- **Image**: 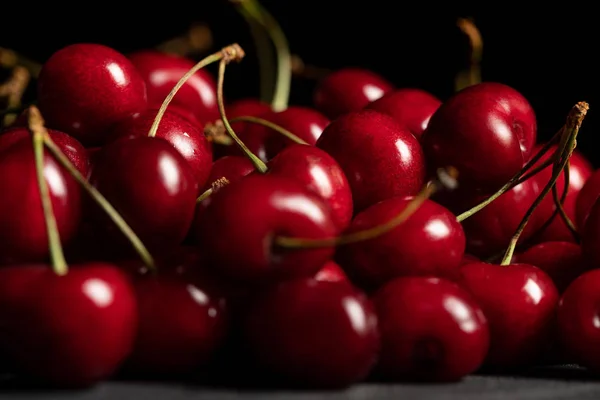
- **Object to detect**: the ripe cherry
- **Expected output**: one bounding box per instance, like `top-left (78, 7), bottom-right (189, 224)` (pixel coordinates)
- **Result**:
top-left (316, 110), bottom-right (425, 212)
top-left (243, 279), bottom-right (379, 388)
top-left (0, 139), bottom-right (81, 265)
top-left (203, 155), bottom-right (254, 191)
top-left (314, 260), bottom-right (349, 283)
top-left (109, 107), bottom-right (213, 191)
top-left (421, 82), bottom-right (537, 192)
top-left (372, 276), bottom-right (489, 381)
top-left (365, 88), bottom-right (442, 140)
top-left (337, 196), bottom-right (465, 290)
top-left (456, 262), bottom-right (559, 368)
top-left (576, 168), bottom-right (600, 230)
top-left (0, 263), bottom-right (137, 387)
top-left (128, 50), bottom-right (218, 123)
top-left (37, 43), bottom-right (147, 146)
top-left (267, 144), bottom-right (353, 231)
top-left (195, 174), bottom-right (337, 285)
top-left (313, 68), bottom-right (394, 119)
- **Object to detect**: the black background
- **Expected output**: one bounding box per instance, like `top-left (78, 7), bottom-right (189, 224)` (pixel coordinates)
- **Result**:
top-left (1, 2), bottom-right (598, 164)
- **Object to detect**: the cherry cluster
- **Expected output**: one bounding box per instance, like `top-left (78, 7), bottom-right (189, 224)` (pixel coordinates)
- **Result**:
top-left (0, 4), bottom-right (599, 391)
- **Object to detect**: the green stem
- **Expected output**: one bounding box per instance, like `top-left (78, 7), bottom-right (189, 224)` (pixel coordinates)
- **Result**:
top-left (196, 177), bottom-right (230, 203)
top-left (552, 161), bottom-right (578, 239)
top-left (455, 17), bottom-right (482, 92)
top-left (229, 115), bottom-right (308, 144)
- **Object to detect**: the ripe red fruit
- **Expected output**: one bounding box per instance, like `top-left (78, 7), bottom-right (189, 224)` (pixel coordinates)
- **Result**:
top-left (576, 169), bottom-right (600, 230)
top-left (314, 261), bottom-right (349, 283)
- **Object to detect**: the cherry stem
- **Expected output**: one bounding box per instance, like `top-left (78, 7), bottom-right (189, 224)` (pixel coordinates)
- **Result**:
top-left (500, 101), bottom-right (589, 265)
top-left (204, 120), bottom-right (234, 146)
top-left (0, 47), bottom-right (41, 78)
top-left (455, 17), bottom-right (483, 92)
top-left (231, 0), bottom-right (291, 111)
top-left (229, 115), bottom-right (308, 145)
top-left (27, 109), bottom-right (68, 276)
top-left (275, 167), bottom-right (459, 249)
top-left (148, 44), bottom-right (244, 138)
top-left (0, 66), bottom-right (30, 127)
top-left (291, 54), bottom-right (332, 80)
top-left (196, 177), bottom-right (230, 203)
top-left (216, 48), bottom-right (269, 174)
top-left (156, 23), bottom-right (214, 57)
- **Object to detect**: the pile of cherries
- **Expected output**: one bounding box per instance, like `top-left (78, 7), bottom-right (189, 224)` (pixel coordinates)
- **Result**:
top-left (1, 21), bottom-right (600, 391)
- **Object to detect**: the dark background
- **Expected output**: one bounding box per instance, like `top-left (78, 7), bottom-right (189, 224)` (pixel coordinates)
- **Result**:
top-left (1, 2), bottom-right (598, 164)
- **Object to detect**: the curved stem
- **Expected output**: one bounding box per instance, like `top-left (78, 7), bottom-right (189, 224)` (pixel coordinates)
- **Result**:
top-left (553, 161), bottom-right (578, 239)
top-left (148, 44), bottom-right (244, 138)
top-left (0, 47), bottom-right (41, 78)
top-left (196, 177), bottom-right (230, 203)
top-left (455, 17), bottom-right (483, 92)
top-left (229, 116), bottom-right (308, 144)
top-left (216, 54), bottom-right (269, 173)
top-left (28, 111), bottom-right (68, 276)
top-left (275, 167), bottom-right (459, 249)
top-left (500, 102), bottom-right (589, 265)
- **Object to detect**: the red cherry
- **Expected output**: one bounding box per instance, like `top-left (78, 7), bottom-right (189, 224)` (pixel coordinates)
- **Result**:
top-left (88, 137), bottom-right (198, 253)
top-left (264, 106), bottom-right (330, 159)
top-left (0, 126), bottom-right (89, 177)
top-left (460, 254), bottom-right (480, 265)
top-left (202, 155), bottom-right (255, 192)
top-left (372, 276), bottom-right (489, 381)
top-left (515, 241), bottom-right (589, 293)
top-left (365, 88), bottom-right (441, 140)
top-left (576, 169), bottom-right (600, 230)
top-left (160, 103), bottom-right (204, 129)
top-left (313, 68), bottom-right (394, 119)
top-left (314, 260), bottom-right (349, 283)
top-left (37, 43), bottom-right (147, 146)
top-left (195, 174), bottom-right (337, 284)
top-left (0, 139), bottom-right (81, 265)
top-left (316, 110), bottom-right (425, 212)
top-left (125, 274), bottom-right (229, 376)
top-left (267, 144), bottom-right (353, 231)
top-left (243, 279), bottom-right (379, 388)
top-left (109, 107), bottom-right (213, 191)
top-left (128, 50), bottom-right (218, 123)
top-left (224, 98), bottom-right (272, 138)
top-left (456, 262), bottom-right (559, 368)
top-left (580, 198), bottom-right (600, 268)
top-left (0, 263), bottom-right (137, 387)
top-left (421, 82), bottom-right (537, 192)
top-left (557, 269), bottom-right (600, 372)
top-left (337, 196), bottom-right (465, 289)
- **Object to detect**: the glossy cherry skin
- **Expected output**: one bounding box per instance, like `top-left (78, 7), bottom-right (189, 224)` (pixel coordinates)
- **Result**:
top-left (109, 107), bottom-right (213, 191)
top-left (576, 169), bottom-right (600, 230)
top-left (195, 174), bottom-right (337, 285)
top-left (557, 269), bottom-right (600, 371)
top-left (89, 137), bottom-right (198, 253)
top-left (337, 196), bottom-right (465, 290)
top-left (365, 88), bottom-right (442, 140)
top-left (529, 144), bottom-right (592, 243)
top-left (128, 50), bottom-right (219, 123)
top-left (0, 140), bottom-right (81, 265)
top-left (456, 262), bottom-right (559, 368)
top-left (373, 276), bottom-right (489, 381)
top-left (243, 279), bottom-right (379, 388)
top-left (0, 263), bottom-right (137, 387)
top-left (0, 126), bottom-right (89, 177)
top-left (316, 110), bottom-right (425, 212)
top-left (202, 155), bottom-right (255, 192)
top-left (267, 144), bottom-right (353, 231)
top-left (422, 82), bottom-right (537, 192)
top-left (314, 260), bottom-right (349, 283)
top-left (314, 68), bottom-right (394, 119)
top-left (125, 274), bottom-right (229, 376)
top-left (37, 43), bottom-right (147, 146)
top-left (515, 241), bottom-right (589, 293)
top-left (264, 106), bottom-right (330, 159)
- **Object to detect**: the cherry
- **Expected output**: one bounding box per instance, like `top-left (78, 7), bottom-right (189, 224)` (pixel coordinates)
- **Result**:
top-left (314, 260), bottom-right (349, 283)
top-left (515, 241), bottom-right (589, 293)
top-left (313, 68), bottom-right (394, 119)
top-left (0, 126), bottom-right (89, 177)
top-left (220, 108), bottom-right (275, 162)
top-left (0, 263), bottom-right (137, 387)
top-left (224, 98), bottom-right (272, 137)
top-left (316, 110), bottom-right (425, 212)
top-left (460, 254), bottom-right (480, 265)
top-left (576, 168), bottom-right (600, 230)
top-left (195, 174), bottom-right (337, 284)
top-left (557, 269), bottom-right (600, 372)
top-left (160, 103), bottom-right (204, 129)
top-left (0, 139), bottom-right (81, 265)
top-left (88, 136), bottom-right (198, 254)
top-left (243, 279), bottom-right (379, 388)
top-left (202, 155), bottom-right (255, 192)
top-left (337, 196), bottom-right (465, 289)
top-left (365, 88), bottom-right (442, 140)
top-left (580, 198), bottom-right (600, 268)
top-left (109, 107), bottom-right (213, 191)
top-left (456, 262), bottom-right (559, 368)
top-left (128, 50), bottom-right (219, 123)
top-left (267, 144), bottom-right (353, 231)
top-left (125, 274), bottom-right (229, 376)
top-left (421, 82), bottom-right (537, 192)
top-left (37, 43), bottom-right (147, 146)
top-left (372, 276), bottom-right (489, 382)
